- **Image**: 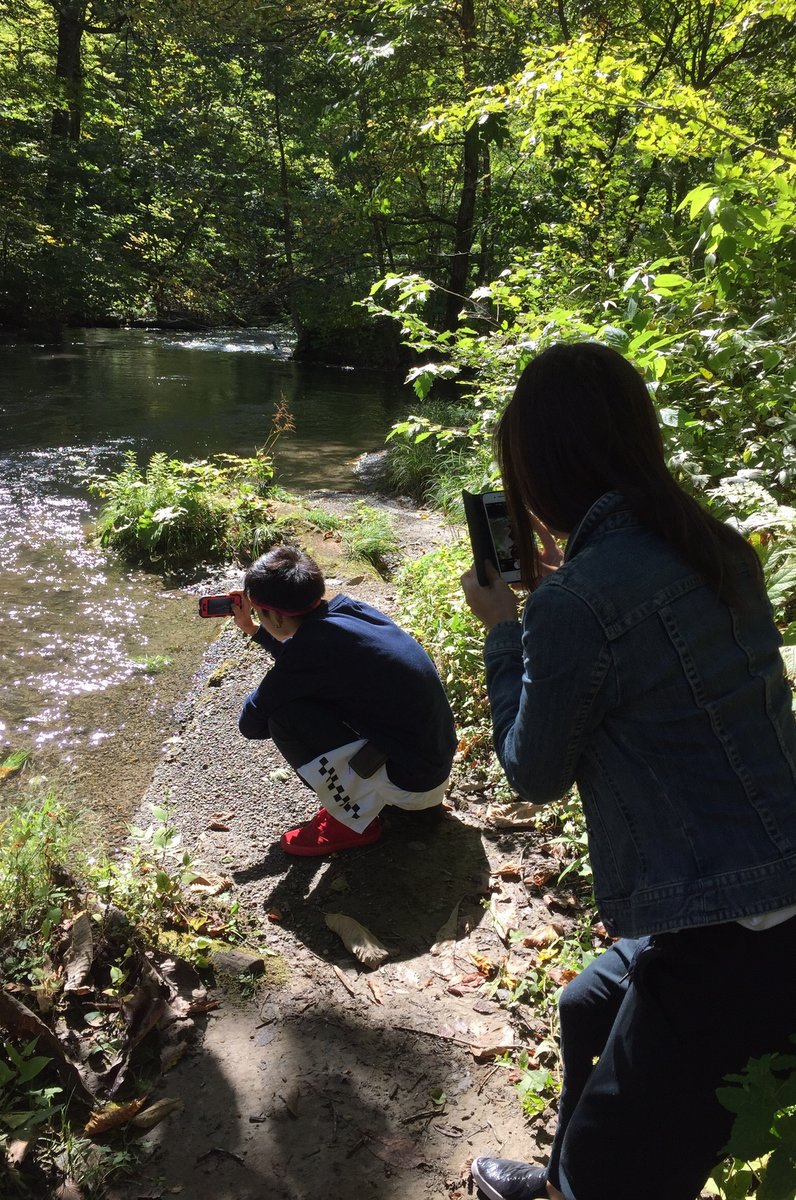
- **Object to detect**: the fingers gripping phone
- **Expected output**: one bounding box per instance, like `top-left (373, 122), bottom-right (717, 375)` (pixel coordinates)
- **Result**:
top-left (198, 593), bottom-right (240, 618)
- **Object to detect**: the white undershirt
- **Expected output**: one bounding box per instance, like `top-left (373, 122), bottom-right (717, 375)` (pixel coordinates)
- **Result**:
top-left (736, 903), bottom-right (796, 931)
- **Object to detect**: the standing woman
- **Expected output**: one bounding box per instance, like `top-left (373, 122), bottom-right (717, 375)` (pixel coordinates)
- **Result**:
top-left (461, 342), bottom-right (796, 1200)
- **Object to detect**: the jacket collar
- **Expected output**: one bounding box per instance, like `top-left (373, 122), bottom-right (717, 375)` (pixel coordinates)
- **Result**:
top-left (564, 491), bottom-right (636, 561)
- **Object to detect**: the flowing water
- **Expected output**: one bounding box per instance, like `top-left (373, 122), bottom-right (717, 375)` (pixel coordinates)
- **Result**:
top-left (0, 328), bottom-right (407, 834)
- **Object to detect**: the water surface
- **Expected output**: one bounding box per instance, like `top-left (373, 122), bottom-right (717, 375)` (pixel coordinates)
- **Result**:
top-left (0, 328), bottom-right (407, 829)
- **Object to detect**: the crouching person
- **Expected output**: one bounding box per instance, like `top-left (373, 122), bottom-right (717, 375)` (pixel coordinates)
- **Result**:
top-left (233, 545), bottom-right (457, 856)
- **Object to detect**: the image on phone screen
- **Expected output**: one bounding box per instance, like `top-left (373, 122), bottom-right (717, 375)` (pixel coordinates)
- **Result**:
top-left (483, 494), bottom-right (521, 582)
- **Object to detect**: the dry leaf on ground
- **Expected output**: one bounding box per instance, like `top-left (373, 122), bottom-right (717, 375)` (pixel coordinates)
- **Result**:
top-left (469, 952), bottom-right (498, 977)
top-left (130, 1097), bottom-right (182, 1130)
top-left (467, 1024), bottom-right (516, 1061)
top-left (365, 976), bottom-right (384, 1004)
top-left (332, 964), bottom-right (357, 996)
top-left (325, 912), bottom-right (390, 967)
top-left (63, 913), bottom-right (94, 992)
top-left (486, 801), bottom-right (545, 828)
top-left (524, 923), bottom-right (564, 948)
top-left (84, 1098), bottom-right (147, 1136)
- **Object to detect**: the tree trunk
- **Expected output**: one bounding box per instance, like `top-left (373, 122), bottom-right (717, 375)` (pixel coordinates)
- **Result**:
top-left (443, 0), bottom-right (478, 331)
top-left (272, 78), bottom-right (302, 335)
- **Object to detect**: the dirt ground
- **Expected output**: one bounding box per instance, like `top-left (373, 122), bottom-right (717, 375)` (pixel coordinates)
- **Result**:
top-left (104, 498), bottom-right (585, 1200)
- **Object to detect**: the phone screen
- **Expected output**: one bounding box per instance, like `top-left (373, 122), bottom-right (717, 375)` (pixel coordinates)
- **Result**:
top-left (483, 494), bottom-right (521, 582)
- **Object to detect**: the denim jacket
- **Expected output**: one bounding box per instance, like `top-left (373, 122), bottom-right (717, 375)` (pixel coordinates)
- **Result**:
top-left (484, 492), bottom-right (796, 938)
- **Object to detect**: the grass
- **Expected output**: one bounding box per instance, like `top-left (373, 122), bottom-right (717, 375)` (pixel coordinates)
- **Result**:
top-left (341, 502), bottom-right (399, 576)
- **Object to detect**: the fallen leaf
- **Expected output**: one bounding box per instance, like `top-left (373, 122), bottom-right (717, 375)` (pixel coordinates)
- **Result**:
top-left (494, 863), bottom-right (522, 880)
top-left (365, 976), bottom-right (384, 1005)
top-left (486, 801), bottom-right (545, 828)
top-left (129, 1097), bottom-right (182, 1130)
top-left (85, 1098), bottom-right (147, 1136)
top-left (523, 924), bottom-right (562, 949)
top-left (332, 964), bottom-right (357, 997)
top-left (469, 952), bottom-right (497, 977)
top-left (63, 913), bottom-right (94, 992)
top-left (542, 891), bottom-right (578, 911)
top-left (53, 1180), bottom-right (83, 1200)
top-left (547, 967), bottom-right (578, 987)
top-left (325, 912), bottom-right (390, 968)
top-left (186, 998), bottom-right (221, 1016)
top-left (430, 902), bottom-right (460, 960)
top-left (7, 1135), bottom-right (35, 1165)
top-left (529, 866), bottom-right (557, 888)
top-left (467, 1024), bottom-right (516, 1061)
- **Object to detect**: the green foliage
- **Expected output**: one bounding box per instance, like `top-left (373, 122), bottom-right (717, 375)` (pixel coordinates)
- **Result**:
top-left (131, 653), bottom-right (172, 675)
top-left (709, 1040), bottom-right (796, 1200)
top-left (90, 449), bottom-right (276, 570)
top-left (88, 803), bottom-right (199, 934)
top-left (0, 1039), bottom-right (62, 1144)
top-left (497, 1049), bottom-right (556, 1119)
top-left (0, 795), bottom-right (72, 965)
top-left (395, 541), bottom-right (492, 761)
top-left (340, 502), bottom-right (399, 576)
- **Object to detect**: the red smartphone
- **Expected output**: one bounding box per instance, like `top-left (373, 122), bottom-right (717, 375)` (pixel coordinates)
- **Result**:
top-left (198, 594), bottom-right (238, 618)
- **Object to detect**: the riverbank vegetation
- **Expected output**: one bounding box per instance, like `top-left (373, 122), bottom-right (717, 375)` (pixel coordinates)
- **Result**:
top-left (90, 449), bottom-right (400, 576)
top-left (0, 786), bottom-right (270, 1197)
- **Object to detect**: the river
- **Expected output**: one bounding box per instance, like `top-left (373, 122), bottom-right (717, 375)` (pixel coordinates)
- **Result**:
top-left (0, 327), bottom-right (408, 836)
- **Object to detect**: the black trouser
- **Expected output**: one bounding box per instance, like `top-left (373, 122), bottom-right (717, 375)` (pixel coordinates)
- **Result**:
top-left (268, 700), bottom-right (359, 781)
top-left (548, 916), bottom-right (796, 1200)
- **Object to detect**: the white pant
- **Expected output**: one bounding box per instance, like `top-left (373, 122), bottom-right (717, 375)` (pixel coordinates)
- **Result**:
top-left (299, 738), bottom-right (448, 831)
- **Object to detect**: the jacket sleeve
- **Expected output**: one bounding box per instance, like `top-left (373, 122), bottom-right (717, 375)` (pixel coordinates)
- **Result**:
top-left (484, 583), bottom-right (615, 803)
top-left (238, 680), bottom-right (274, 739)
top-left (238, 629), bottom-right (284, 738)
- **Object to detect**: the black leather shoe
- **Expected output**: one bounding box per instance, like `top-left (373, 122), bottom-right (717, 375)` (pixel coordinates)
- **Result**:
top-left (471, 1156), bottom-right (549, 1200)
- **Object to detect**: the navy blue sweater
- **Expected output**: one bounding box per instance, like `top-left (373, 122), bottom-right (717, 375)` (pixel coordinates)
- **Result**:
top-left (238, 594), bottom-right (457, 792)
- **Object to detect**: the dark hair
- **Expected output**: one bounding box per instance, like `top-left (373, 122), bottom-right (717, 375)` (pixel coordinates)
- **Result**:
top-left (244, 545), bottom-right (325, 612)
top-left (495, 341), bottom-right (762, 598)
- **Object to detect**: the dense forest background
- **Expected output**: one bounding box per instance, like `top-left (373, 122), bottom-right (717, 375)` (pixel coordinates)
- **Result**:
top-left (1, 0), bottom-right (795, 557)
top-left (1, 0), bottom-right (795, 371)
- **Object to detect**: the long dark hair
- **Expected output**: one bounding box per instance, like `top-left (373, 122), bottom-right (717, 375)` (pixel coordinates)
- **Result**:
top-left (495, 342), bottom-right (762, 597)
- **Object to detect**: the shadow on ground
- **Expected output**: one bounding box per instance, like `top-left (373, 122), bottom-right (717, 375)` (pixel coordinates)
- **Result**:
top-left (233, 812), bottom-right (491, 964)
top-left (108, 992), bottom-right (503, 1200)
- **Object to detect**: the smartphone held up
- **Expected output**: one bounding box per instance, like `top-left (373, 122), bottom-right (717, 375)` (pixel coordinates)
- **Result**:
top-left (198, 593), bottom-right (239, 618)
top-left (462, 490), bottom-right (521, 585)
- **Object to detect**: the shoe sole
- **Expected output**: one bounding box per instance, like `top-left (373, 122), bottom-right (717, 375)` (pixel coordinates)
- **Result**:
top-left (471, 1162), bottom-right (505, 1200)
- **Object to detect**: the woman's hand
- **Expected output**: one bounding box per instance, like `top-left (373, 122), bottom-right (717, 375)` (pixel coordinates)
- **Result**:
top-left (230, 590), bottom-right (259, 637)
top-left (461, 560), bottom-right (519, 629)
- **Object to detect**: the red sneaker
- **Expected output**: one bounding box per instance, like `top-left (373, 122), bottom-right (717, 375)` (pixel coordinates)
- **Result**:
top-left (281, 808), bottom-right (383, 856)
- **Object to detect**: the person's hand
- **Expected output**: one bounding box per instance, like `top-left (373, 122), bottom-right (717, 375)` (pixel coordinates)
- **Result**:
top-left (531, 514), bottom-right (564, 586)
top-left (230, 590), bottom-right (258, 637)
top-left (461, 560), bottom-right (519, 629)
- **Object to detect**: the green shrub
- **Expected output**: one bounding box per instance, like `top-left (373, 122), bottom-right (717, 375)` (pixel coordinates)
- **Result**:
top-left (395, 541), bottom-right (492, 762)
top-left (709, 1040), bottom-right (796, 1200)
top-left (0, 794), bottom-right (73, 963)
top-left (90, 450), bottom-right (277, 570)
top-left (342, 502), bottom-right (400, 576)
